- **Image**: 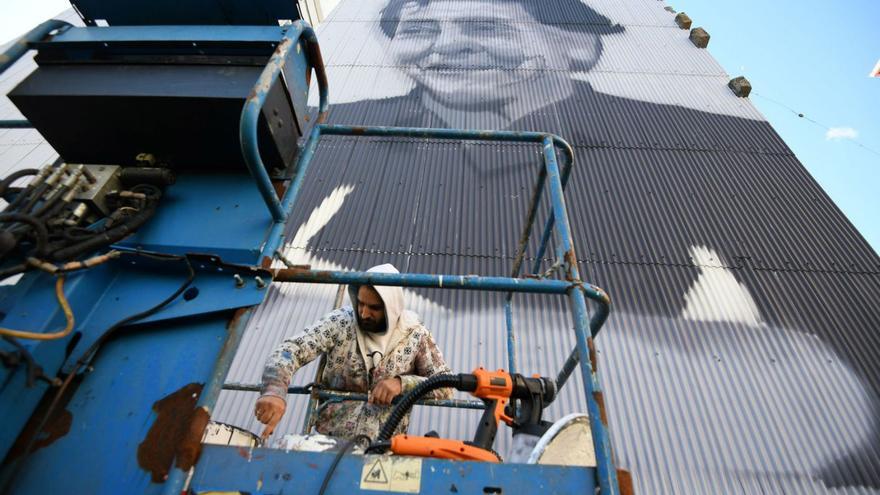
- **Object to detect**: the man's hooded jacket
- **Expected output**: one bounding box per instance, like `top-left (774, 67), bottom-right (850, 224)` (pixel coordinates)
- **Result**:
top-left (261, 263), bottom-right (452, 439)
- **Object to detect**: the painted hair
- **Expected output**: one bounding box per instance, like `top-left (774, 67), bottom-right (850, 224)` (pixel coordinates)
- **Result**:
top-left (378, 0), bottom-right (625, 39)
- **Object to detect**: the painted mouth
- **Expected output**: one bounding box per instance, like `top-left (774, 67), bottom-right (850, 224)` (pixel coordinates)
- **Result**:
top-left (419, 64), bottom-right (499, 71)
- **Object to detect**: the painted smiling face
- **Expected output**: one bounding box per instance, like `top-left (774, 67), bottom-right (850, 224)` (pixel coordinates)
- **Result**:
top-left (385, 0), bottom-right (601, 109)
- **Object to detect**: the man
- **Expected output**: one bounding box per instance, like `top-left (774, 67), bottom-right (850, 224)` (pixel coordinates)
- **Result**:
top-left (254, 263), bottom-right (452, 440)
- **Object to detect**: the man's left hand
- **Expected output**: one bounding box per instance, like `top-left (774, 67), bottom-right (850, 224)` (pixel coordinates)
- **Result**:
top-left (369, 377), bottom-right (402, 405)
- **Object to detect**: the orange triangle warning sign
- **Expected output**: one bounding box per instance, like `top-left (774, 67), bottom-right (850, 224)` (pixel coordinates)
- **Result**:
top-left (363, 458), bottom-right (389, 484)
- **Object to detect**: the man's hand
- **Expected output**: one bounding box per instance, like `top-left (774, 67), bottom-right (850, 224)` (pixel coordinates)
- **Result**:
top-left (369, 377), bottom-right (402, 406)
top-left (254, 395), bottom-right (286, 441)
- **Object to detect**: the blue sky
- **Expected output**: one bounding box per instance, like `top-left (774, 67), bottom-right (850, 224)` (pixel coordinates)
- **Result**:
top-left (673, 0), bottom-right (879, 254)
top-left (2, 0), bottom-right (878, 253)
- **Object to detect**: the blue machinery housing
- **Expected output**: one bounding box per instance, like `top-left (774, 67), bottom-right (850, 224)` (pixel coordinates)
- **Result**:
top-left (0, 14), bottom-right (620, 495)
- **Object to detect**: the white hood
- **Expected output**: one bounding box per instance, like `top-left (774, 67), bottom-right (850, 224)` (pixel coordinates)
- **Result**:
top-left (348, 263), bottom-right (420, 370)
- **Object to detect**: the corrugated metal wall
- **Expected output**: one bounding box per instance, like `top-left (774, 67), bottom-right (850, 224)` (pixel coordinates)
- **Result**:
top-left (213, 1), bottom-right (880, 492)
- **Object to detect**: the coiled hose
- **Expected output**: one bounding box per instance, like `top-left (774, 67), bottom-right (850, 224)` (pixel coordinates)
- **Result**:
top-left (375, 373), bottom-right (463, 443)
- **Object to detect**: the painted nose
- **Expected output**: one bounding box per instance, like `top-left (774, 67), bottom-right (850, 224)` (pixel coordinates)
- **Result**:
top-left (433, 30), bottom-right (474, 58)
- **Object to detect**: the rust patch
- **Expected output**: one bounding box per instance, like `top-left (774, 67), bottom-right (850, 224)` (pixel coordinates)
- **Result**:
top-left (34, 409), bottom-right (71, 451)
top-left (593, 391), bottom-right (608, 425)
top-left (237, 446), bottom-right (250, 459)
top-left (7, 410), bottom-right (72, 460)
top-left (587, 337), bottom-right (598, 373)
top-left (175, 406), bottom-right (210, 471)
top-left (617, 469), bottom-right (634, 495)
top-left (271, 267), bottom-right (331, 282)
top-left (564, 249), bottom-right (578, 271)
top-left (137, 382), bottom-right (204, 483)
top-left (350, 127), bottom-right (367, 135)
top-left (227, 307), bottom-right (250, 331)
top-left (271, 179), bottom-right (288, 203)
top-left (6, 378), bottom-right (77, 461)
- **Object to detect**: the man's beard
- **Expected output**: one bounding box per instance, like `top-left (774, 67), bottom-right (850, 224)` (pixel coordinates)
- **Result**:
top-left (357, 313), bottom-right (388, 334)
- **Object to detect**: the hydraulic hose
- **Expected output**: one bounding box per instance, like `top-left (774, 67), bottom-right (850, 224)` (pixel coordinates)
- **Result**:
top-left (31, 183), bottom-right (70, 218)
top-left (0, 276), bottom-right (74, 340)
top-left (0, 169), bottom-right (38, 198)
top-left (376, 374), bottom-right (464, 443)
top-left (20, 182), bottom-right (51, 215)
top-left (51, 199), bottom-right (159, 261)
top-left (0, 212), bottom-right (49, 256)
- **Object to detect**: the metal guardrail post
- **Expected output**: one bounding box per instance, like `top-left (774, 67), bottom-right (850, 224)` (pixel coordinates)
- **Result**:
top-left (242, 122), bottom-right (615, 491)
top-left (504, 299), bottom-right (517, 374)
top-left (542, 136), bottom-right (618, 495)
top-left (555, 286), bottom-right (610, 391)
top-left (239, 20), bottom-right (329, 225)
top-left (161, 307), bottom-right (257, 495)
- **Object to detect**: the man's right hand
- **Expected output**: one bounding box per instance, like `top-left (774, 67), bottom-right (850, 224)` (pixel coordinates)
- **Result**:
top-left (254, 395), bottom-right (286, 441)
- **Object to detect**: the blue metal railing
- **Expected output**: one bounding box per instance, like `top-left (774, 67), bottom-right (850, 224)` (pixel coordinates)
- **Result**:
top-left (240, 120), bottom-right (618, 494)
top-left (229, 19), bottom-right (619, 494)
top-left (238, 20), bottom-right (328, 226)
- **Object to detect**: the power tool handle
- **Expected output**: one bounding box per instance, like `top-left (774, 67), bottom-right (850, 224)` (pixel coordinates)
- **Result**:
top-left (472, 398), bottom-right (500, 450)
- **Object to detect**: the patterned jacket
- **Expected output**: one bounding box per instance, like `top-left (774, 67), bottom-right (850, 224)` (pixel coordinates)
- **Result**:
top-left (261, 267), bottom-right (452, 440)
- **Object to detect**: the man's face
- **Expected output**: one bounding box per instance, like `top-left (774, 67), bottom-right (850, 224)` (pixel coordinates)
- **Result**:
top-left (386, 0), bottom-right (599, 108)
top-left (356, 286), bottom-right (387, 333)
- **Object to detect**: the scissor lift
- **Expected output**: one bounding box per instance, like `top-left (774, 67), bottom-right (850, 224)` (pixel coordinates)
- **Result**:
top-left (0, 1), bottom-right (623, 493)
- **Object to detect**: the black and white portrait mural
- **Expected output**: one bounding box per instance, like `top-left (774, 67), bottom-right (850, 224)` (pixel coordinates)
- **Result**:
top-left (216, 1), bottom-right (880, 493)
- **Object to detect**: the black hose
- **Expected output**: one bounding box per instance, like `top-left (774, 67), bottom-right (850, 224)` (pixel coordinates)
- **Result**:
top-left (0, 263), bottom-right (27, 281)
top-left (0, 213), bottom-right (49, 256)
top-left (35, 197), bottom-right (68, 221)
top-left (5, 181), bottom-right (38, 213)
top-left (19, 182), bottom-right (51, 215)
top-left (72, 252), bottom-right (194, 366)
top-left (30, 184), bottom-right (70, 218)
top-left (376, 374), bottom-right (463, 443)
top-left (0, 169), bottom-right (38, 198)
top-left (51, 201), bottom-right (158, 261)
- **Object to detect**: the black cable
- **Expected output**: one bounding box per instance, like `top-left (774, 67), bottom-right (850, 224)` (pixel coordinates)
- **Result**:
top-left (0, 213), bottom-right (49, 256)
top-left (4, 175), bottom-right (45, 213)
top-left (318, 434), bottom-right (371, 495)
top-left (0, 169), bottom-right (38, 198)
top-left (10, 252), bottom-right (195, 477)
top-left (375, 374), bottom-right (463, 443)
top-left (51, 198), bottom-right (159, 261)
top-left (73, 252), bottom-right (193, 366)
top-left (0, 263), bottom-right (27, 281)
top-left (19, 183), bottom-right (51, 216)
top-left (30, 183), bottom-right (70, 218)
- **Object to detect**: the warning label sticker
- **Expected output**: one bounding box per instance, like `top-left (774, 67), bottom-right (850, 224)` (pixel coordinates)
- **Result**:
top-left (360, 455), bottom-right (422, 493)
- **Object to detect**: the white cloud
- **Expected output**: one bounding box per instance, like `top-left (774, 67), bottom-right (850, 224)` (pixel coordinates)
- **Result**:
top-left (825, 127), bottom-right (859, 140)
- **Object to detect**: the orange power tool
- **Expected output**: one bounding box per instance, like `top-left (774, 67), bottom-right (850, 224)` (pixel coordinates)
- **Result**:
top-left (371, 367), bottom-right (557, 462)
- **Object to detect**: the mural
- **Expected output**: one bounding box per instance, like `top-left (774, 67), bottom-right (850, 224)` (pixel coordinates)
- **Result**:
top-left (217, 0), bottom-right (880, 492)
